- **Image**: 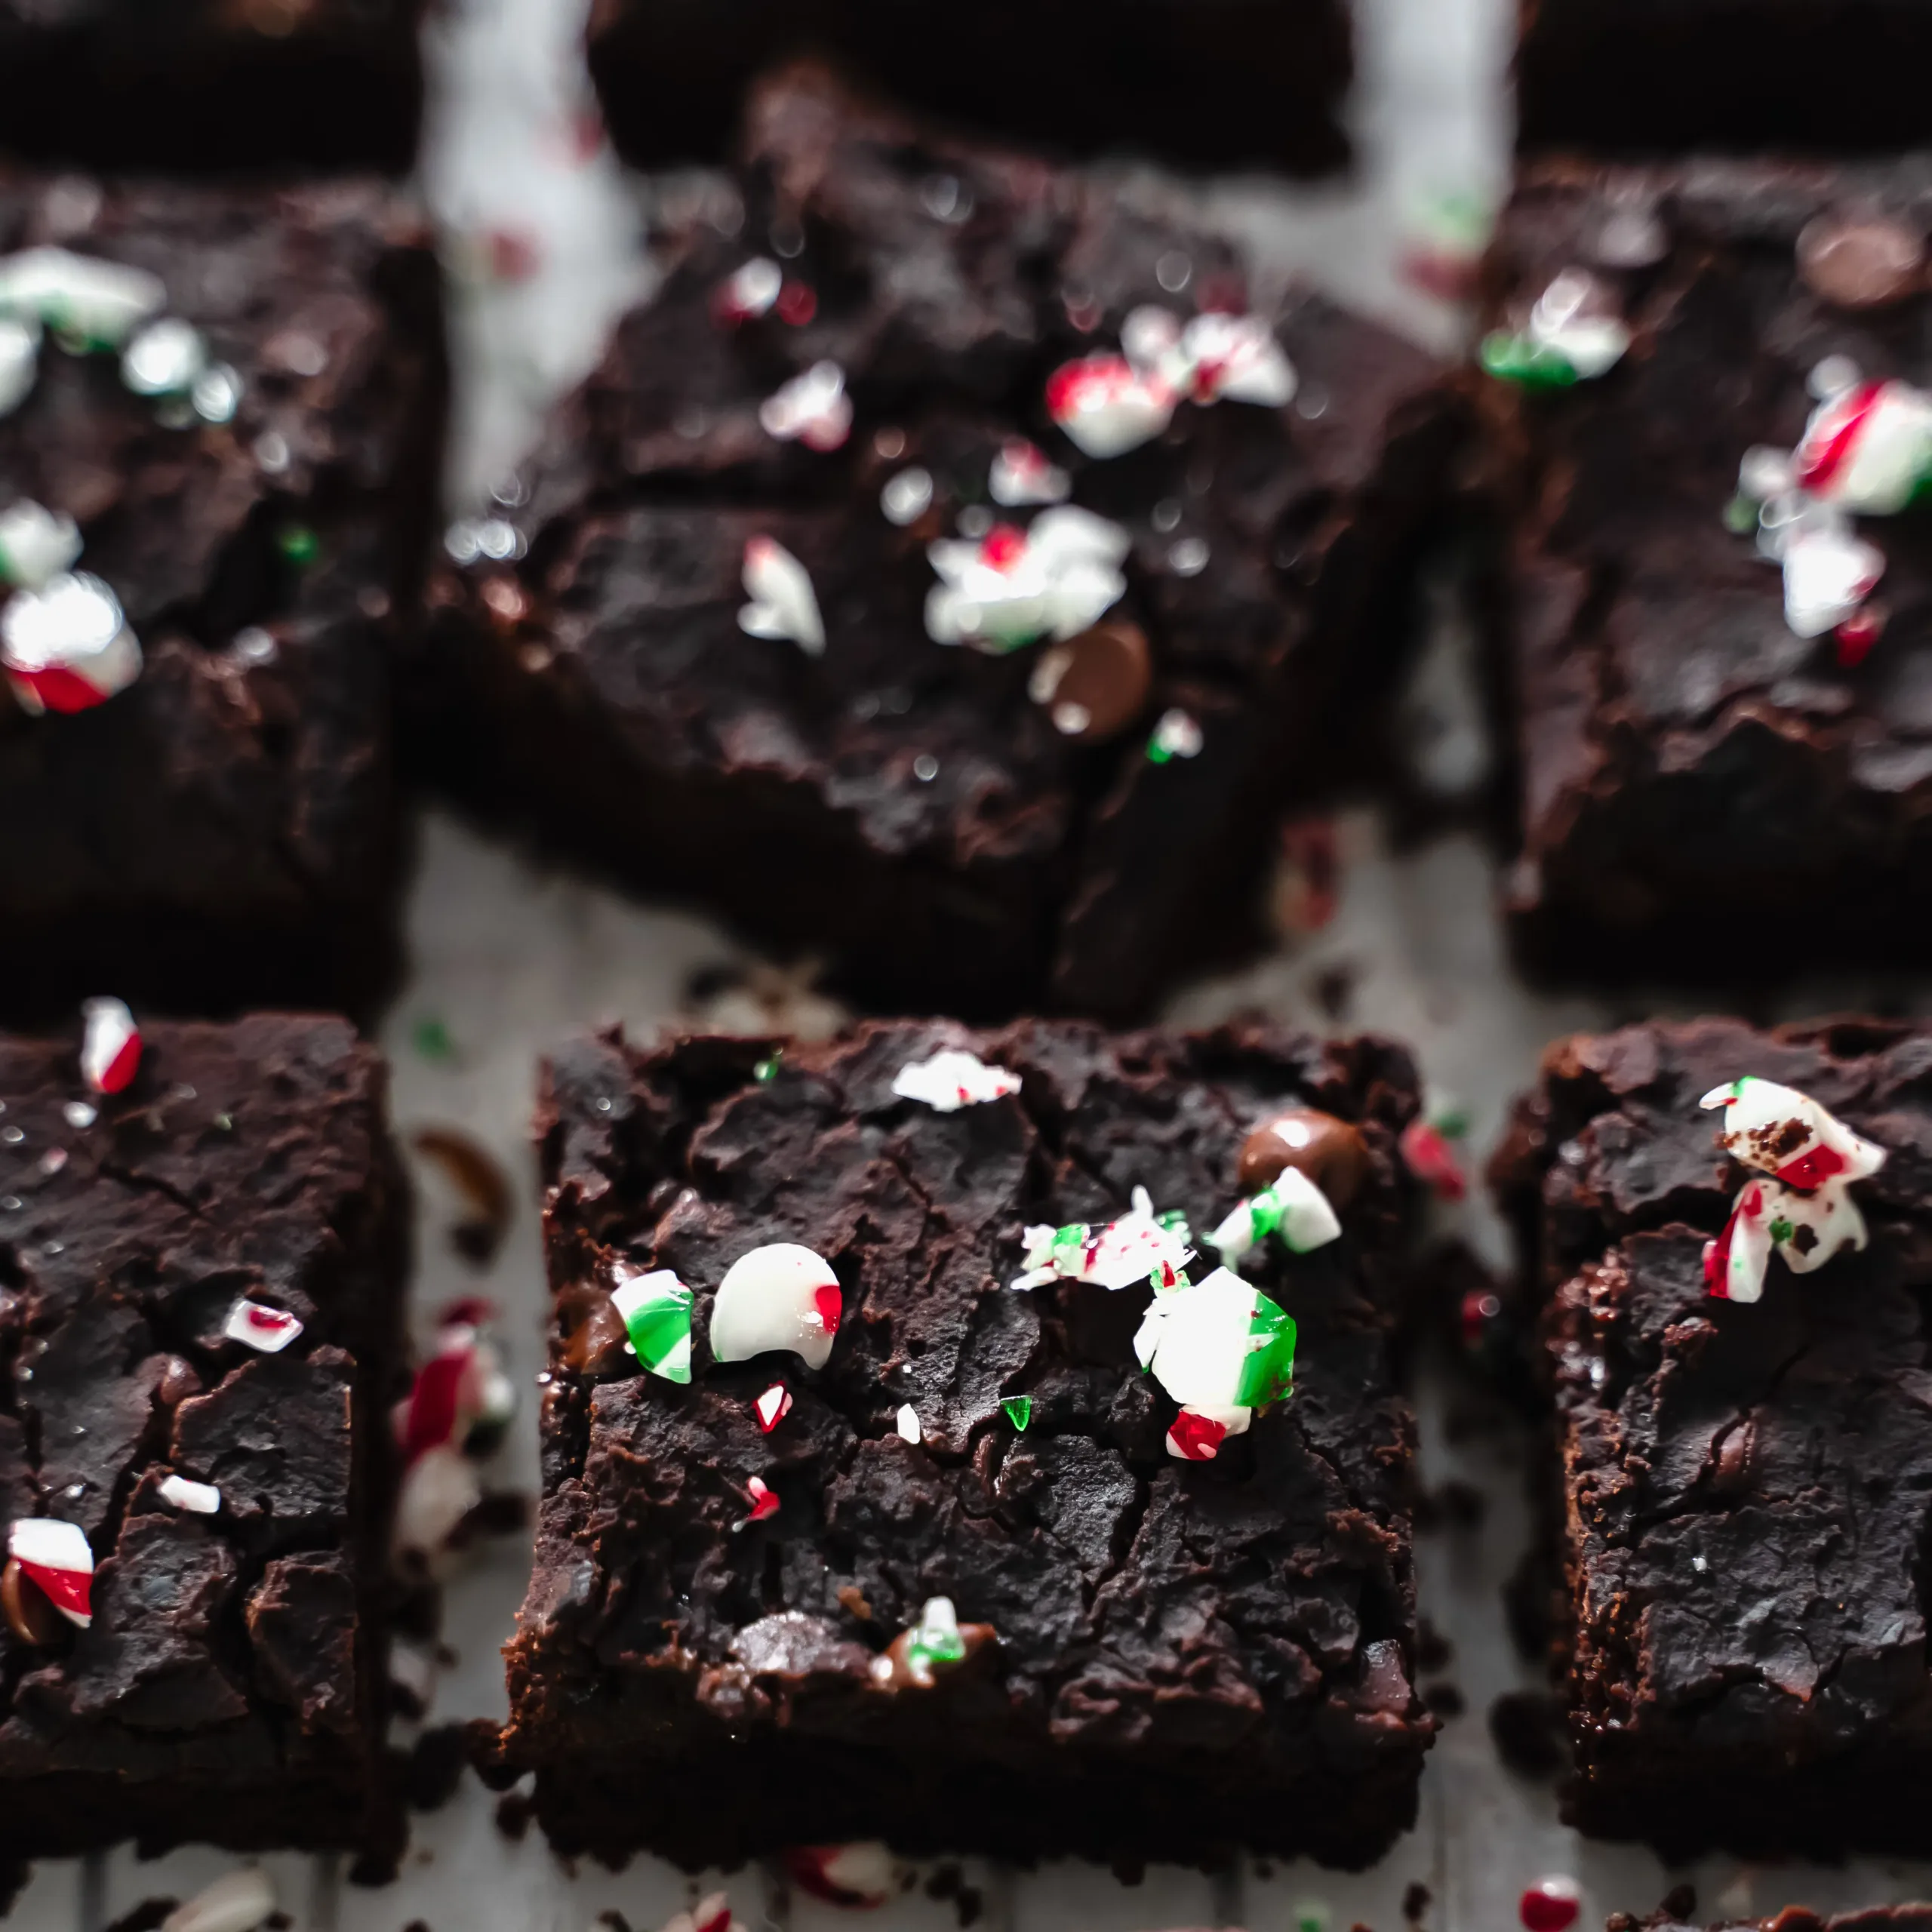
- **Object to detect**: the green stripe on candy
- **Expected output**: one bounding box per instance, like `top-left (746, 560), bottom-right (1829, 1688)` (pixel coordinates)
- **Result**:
top-left (1479, 331), bottom-right (1579, 390)
top-left (1232, 1294), bottom-right (1297, 1409)
top-left (1001, 1395), bottom-right (1031, 1431)
top-left (612, 1270), bottom-right (694, 1384)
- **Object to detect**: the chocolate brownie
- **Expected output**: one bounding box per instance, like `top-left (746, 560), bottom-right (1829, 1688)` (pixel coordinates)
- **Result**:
top-left (0, 172), bottom-right (445, 1021)
top-left (1481, 158), bottom-right (1932, 981)
top-left (1516, 1), bottom-right (1932, 156)
top-left (417, 63), bottom-right (1467, 1022)
top-left (0, 1012), bottom-right (408, 1861)
top-left (0, 0), bottom-right (423, 174)
top-left (586, 2), bottom-right (1350, 174)
top-left (1491, 1014), bottom-right (1932, 1860)
top-left (1623, 1912), bottom-right (1932, 1932)
top-left (501, 1016), bottom-right (1433, 1870)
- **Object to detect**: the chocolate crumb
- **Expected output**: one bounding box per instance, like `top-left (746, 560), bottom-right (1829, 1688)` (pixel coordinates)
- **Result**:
top-left (596, 1915), bottom-right (634, 1932)
top-left (1422, 1680), bottom-right (1465, 1718)
top-left (1402, 1882), bottom-right (1431, 1922)
top-left (403, 1921), bottom-right (432, 1932)
top-left (405, 1724), bottom-right (471, 1811)
top-left (1417, 1617), bottom-right (1452, 1672)
top-left (103, 1903), bottom-right (176, 1932)
top-left (1660, 1885), bottom-right (1697, 1920)
top-left (1487, 1688), bottom-right (1568, 1778)
top-left (836, 1583), bottom-right (873, 1620)
top-left (496, 1791), bottom-right (535, 1841)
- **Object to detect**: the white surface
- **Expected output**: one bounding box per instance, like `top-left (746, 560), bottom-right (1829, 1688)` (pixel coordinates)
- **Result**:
top-left (16, 0), bottom-right (1932, 1925)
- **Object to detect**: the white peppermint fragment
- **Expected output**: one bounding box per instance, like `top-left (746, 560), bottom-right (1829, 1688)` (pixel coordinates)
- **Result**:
top-left (793, 1843), bottom-right (897, 1908)
top-left (79, 995), bottom-right (140, 1094)
top-left (1172, 310), bottom-right (1297, 407)
top-left (710, 1242), bottom-right (842, 1370)
top-left (1526, 268), bottom-right (1630, 379)
top-left (737, 536), bottom-right (825, 655)
top-left (759, 360), bottom-right (852, 451)
top-left (718, 257), bottom-right (783, 320)
top-left (122, 316), bottom-right (207, 397)
top-left (157, 1473), bottom-right (222, 1515)
top-left (7, 1516), bottom-right (94, 1626)
top-left (0, 315), bottom-right (38, 417)
top-left (224, 1297), bottom-right (304, 1353)
top-left (1210, 1163), bottom-right (1342, 1266)
top-left (891, 1048), bottom-right (1020, 1112)
top-left (989, 438), bottom-right (1071, 506)
top-left (895, 1402), bottom-right (921, 1443)
top-left (0, 499), bottom-right (82, 591)
top-left (1150, 708), bottom-right (1204, 759)
top-left (880, 466), bottom-right (935, 526)
top-left (1737, 445), bottom-right (1794, 503)
top-left (924, 506), bottom-right (1130, 651)
top-left (0, 247), bottom-right (166, 349)
top-left (1131, 1266), bottom-right (1297, 1416)
top-left (0, 571), bottom-right (142, 713)
top-left (161, 1869), bottom-right (276, 1932)
top-left (1011, 1184), bottom-right (1192, 1292)
top-left (63, 1101), bottom-right (97, 1130)
top-left (392, 1441), bottom-right (481, 1563)
top-left (1045, 352), bottom-right (1175, 458)
top-left (1780, 519), bottom-right (1885, 637)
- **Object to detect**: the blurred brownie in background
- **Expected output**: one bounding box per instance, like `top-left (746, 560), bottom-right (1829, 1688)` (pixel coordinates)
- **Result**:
top-left (0, 0), bottom-right (423, 174)
top-left (418, 63), bottom-right (1469, 1022)
top-left (586, 0), bottom-right (1352, 173)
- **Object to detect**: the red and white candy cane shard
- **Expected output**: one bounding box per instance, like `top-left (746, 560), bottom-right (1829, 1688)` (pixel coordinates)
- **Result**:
top-left (889, 1048), bottom-right (1020, 1112)
top-left (8, 1517), bottom-right (94, 1626)
top-left (79, 996), bottom-right (140, 1095)
top-left (754, 1383), bottom-right (793, 1432)
top-left (663, 1894), bottom-right (739, 1932)
top-left (784, 1843), bottom-right (897, 1909)
top-left (1793, 376), bottom-right (1932, 514)
top-left (223, 1297), bottom-right (303, 1353)
top-left (1, 571), bottom-right (142, 715)
top-left (399, 1340), bottom-right (472, 1466)
top-left (1400, 1120), bottom-right (1466, 1201)
top-left (1165, 1409), bottom-right (1231, 1461)
top-left (712, 256), bottom-right (783, 325)
top-left (989, 437), bottom-right (1070, 506)
top-left (709, 1243), bottom-right (842, 1370)
top-left (741, 1476), bottom-right (780, 1526)
top-left (1045, 353), bottom-right (1175, 458)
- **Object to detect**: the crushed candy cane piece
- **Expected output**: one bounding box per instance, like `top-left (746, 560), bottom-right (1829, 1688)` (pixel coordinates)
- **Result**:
top-left (1134, 1266), bottom-right (1297, 1419)
top-left (901, 1595), bottom-right (966, 1679)
top-left (1, 570), bottom-right (141, 714)
top-left (1519, 1877), bottom-right (1582, 1932)
top-left (79, 995), bottom-right (140, 1094)
top-left (1011, 1184), bottom-right (1192, 1291)
top-left (1045, 352), bottom-right (1175, 458)
top-left (924, 506), bottom-right (1129, 652)
top-left (0, 315), bottom-right (35, 417)
top-left (759, 360), bottom-right (852, 451)
top-left (1211, 1164), bottom-right (1342, 1266)
top-left (755, 1383), bottom-right (793, 1432)
top-left (989, 438), bottom-right (1070, 506)
top-left (611, 1267), bottom-right (694, 1383)
top-left (1146, 707), bottom-right (1203, 763)
top-left (1165, 1407), bottom-right (1235, 1461)
top-left (895, 1402), bottom-right (921, 1443)
top-left (785, 1843), bottom-right (897, 1909)
top-left (1780, 517), bottom-right (1885, 638)
top-left (7, 1517), bottom-right (93, 1626)
top-left (890, 1048), bottom-right (1020, 1112)
top-left (160, 1866), bottom-right (278, 1932)
top-left (1792, 376), bottom-right (1932, 514)
top-left (224, 1297), bottom-right (303, 1353)
top-left (741, 1475), bottom-right (780, 1526)
top-left (711, 1243), bottom-right (841, 1369)
top-left (713, 257), bottom-right (783, 323)
top-left (0, 499), bottom-right (82, 590)
top-left (1001, 1394), bottom-right (1031, 1431)
top-left (663, 1894), bottom-right (740, 1932)
top-left (157, 1474), bottom-right (221, 1514)
top-left (738, 536), bottom-right (825, 655)
top-left (0, 246), bottom-right (166, 350)
top-left (1401, 1120), bottom-right (1467, 1200)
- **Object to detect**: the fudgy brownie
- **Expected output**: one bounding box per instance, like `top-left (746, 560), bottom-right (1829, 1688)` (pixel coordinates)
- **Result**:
top-left (1482, 157), bottom-right (1932, 980)
top-left (1623, 1913), bottom-right (1932, 1932)
top-left (0, 1011), bottom-right (408, 1862)
top-left (503, 1016), bottom-right (1434, 1869)
top-left (1516, 0), bottom-right (1932, 156)
top-left (1491, 1014), bottom-right (1932, 1860)
top-left (0, 172), bottom-right (445, 1021)
top-left (419, 63), bottom-right (1467, 1022)
top-left (0, 0), bottom-right (423, 174)
top-left (586, 1), bottom-right (1350, 173)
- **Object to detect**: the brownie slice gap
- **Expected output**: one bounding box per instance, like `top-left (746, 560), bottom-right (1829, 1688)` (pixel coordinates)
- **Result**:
top-left (0, 0), bottom-right (423, 174)
top-left (1492, 1014), bottom-right (1932, 1860)
top-left (584, 2), bottom-right (1352, 175)
top-left (0, 1012), bottom-right (408, 1863)
top-left (503, 1015), bottom-right (1434, 1871)
top-left (418, 60), bottom-right (1468, 1023)
top-left (1481, 157), bottom-right (1932, 983)
top-left (0, 171), bottom-right (446, 1022)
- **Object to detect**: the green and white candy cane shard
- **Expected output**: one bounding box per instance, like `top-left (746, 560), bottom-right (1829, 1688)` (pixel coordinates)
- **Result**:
top-left (1009, 1184), bottom-right (1192, 1291)
top-left (1210, 1164), bottom-right (1341, 1267)
top-left (1478, 331), bottom-right (1581, 389)
top-left (904, 1595), bottom-right (968, 1677)
top-left (0, 247), bottom-right (165, 352)
top-left (0, 500), bottom-right (82, 592)
top-left (1133, 1266), bottom-right (1298, 1417)
top-left (709, 1241), bottom-right (842, 1370)
top-left (611, 1268), bottom-right (694, 1383)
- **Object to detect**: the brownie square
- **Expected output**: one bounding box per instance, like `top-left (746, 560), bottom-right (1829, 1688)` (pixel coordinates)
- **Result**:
top-left (503, 1015), bottom-right (1432, 1870)
top-left (1491, 1014), bottom-right (1932, 1860)
top-left (0, 173), bottom-right (445, 1020)
top-left (585, 4), bottom-right (1351, 174)
top-left (0, 0), bottom-right (423, 174)
top-left (0, 1012), bottom-right (408, 1862)
top-left (1482, 158), bottom-right (1932, 981)
top-left (1516, 0), bottom-right (1932, 156)
top-left (419, 63), bottom-right (1466, 1022)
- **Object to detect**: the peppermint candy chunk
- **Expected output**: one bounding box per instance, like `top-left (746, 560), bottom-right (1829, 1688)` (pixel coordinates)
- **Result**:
top-left (1045, 352), bottom-right (1175, 458)
top-left (611, 1267), bottom-right (694, 1383)
top-left (392, 1441), bottom-right (481, 1563)
top-left (900, 1595), bottom-right (967, 1681)
top-left (0, 499), bottom-right (82, 590)
top-left (1780, 518), bottom-right (1886, 637)
top-left (924, 506), bottom-right (1130, 653)
top-left (1210, 1164), bottom-right (1342, 1266)
top-left (755, 1383), bottom-right (793, 1432)
top-left (224, 1297), bottom-right (303, 1352)
top-left (1165, 1404), bottom-right (1249, 1461)
top-left (989, 438), bottom-right (1070, 506)
top-left (664, 1894), bottom-right (740, 1932)
top-left (79, 995), bottom-right (141, 1094)
top-left (121, 316), bottom-right (208, 399)
top-left (1700, 1076), bottom-right (1886, 1188)
top-left (8, 1517), bottom-right (94, 1626)
top-left (895, 1402), bottom-right (921, 1443)
top-left (738, 536), bottom-right (825, 655)
top-left (740, 1475), bottom-right (780, 1526)
top-left (1133, 1266), bottom-right (1297, 1414)
top-left (758, 360), bottom-right (853, 451)
top-left (785, 1843), bottom-right (897, 1909)
top-left (1010, 1183), bottom-right (1192, 1291)
top-left (710, 1243), bottom-right (841, 1369)
top-left (2, 570), bottom-right (142, 714)
top-left (157, 1474), bottom-right (222, 1514)
top-left (0, 247), bottom-right (166, 351)
top-left (713, 257), bottom-right (783, 324)
top-left (0, 314), bottom-right (36, 417)
top-left (1481, 268), bottom-right (1629, 387)
top-left (1124, 306), bottom-right (1297, 408)
top-left (1793, 377), bottom-right (1932, 514)
top-left (890, 1048), bottom-right (1020, 1112)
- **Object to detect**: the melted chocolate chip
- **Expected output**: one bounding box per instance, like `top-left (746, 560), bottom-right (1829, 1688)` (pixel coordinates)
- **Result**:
top-left (1237, 1106), bottom-right (1371, 1205)
top-left (558, 1285), bottom-right (632, 1376)
top-left (155, 1355), bottom-right (203, 1407)
top-left (1026, 621), bottom-right (1152, 743)
top-left (1, 1558), bottom-right (64, 1646)
top-left (1797, 214), bottom-right (1924, 309)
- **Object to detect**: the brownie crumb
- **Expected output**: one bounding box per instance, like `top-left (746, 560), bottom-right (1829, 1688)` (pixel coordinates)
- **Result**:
top-left (496, 1792), bottom-right (535, 1841)
top-left (1660, 1886), bottom-right (1698, 1921)
top-left (1416, 1618), bottom-right (1453, 1672)
top-left (103, 1903), bottom-right (176, 1932)
top-left (1487, 1689), bottom-right (1569, 1779)
top-left (596, 1915), bottom-right (634, 1932)
top-left (1422, 1681), bottom-right (1466, 1718)
top-left (1312, 963), bottom-right (1357, 1021)
top-left (405, 1724), bottom-right (472, 1812)
top-left (466, 1717), bottom-right (524, 1790)
top-left (1403, 1883), bottom-right (1431, 1923)
top-left (403, 1922), bottom-right (432, 1932)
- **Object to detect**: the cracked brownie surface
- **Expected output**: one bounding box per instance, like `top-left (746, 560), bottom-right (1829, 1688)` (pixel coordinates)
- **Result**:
top-left (0, 1014), bottom-right (407, 1862)
top-left (505, 1016), bottom-right (1432, 1869)
top-left (1493, 1014), bottom-right (1932, 1859)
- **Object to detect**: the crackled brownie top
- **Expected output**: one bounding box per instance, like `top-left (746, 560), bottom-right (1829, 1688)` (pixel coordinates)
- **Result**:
top-left (1485, 158), bottom-right (1932, 884)
top-left (512, 1017), bottom-right (1428, 1769)
top-left (0, 1014), bottom-right (400, 1774)
top-left (1494, 1016), bottom-right (1932, 1771)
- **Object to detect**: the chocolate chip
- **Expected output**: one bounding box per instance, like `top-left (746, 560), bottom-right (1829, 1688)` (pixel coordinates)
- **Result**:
top-left (1237, 1106), bottom-right (1371, 1205)
top-left (558, 1284), bottom-right (632, 1375)
top-left (1, 1557), bottom-right (63, 1645)
top-left (1027, 620), bottom-right (1152, 742)
top-left (1712, 1417), bottom-right (1756, 1492)
top-left (1798, 213), bottom-right (1924, 309)
top-left (155, 1355), bottom-right (202, 1407)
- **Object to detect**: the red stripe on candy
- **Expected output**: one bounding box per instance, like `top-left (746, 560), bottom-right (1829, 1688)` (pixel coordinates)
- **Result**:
top-left (1795, 382), bottom-right (1884, 493)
